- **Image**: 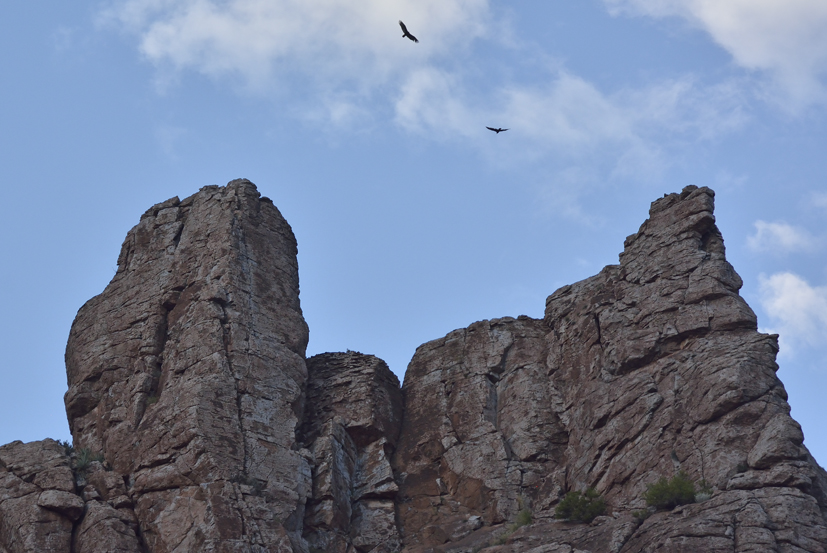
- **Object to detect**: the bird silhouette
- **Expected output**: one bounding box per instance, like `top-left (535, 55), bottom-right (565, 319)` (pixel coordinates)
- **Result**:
top-left (486, 127), bottom-right (508, 134)
top-left (399, 21), bottom-right (419, 43)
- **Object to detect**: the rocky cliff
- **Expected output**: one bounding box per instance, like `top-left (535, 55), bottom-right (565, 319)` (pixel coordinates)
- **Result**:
top-left (1, 180), bottom-right (825, 553)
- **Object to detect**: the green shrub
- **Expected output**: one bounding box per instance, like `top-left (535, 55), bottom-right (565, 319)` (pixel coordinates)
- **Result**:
top-left (554, 488), bottom-right (606, 523)
top-left (492, 503), bottom-right (534, 545)
top-left (73, 448), bottom-right (105, 473)
top-left (58, 440), bottom-right (74, 456)
top-left (643, 471), bottom-right (698, 510)
top-left (695, 479), bottom-right (713, 502)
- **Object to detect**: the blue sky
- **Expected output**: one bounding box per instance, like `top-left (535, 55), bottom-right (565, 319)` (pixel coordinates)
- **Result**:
top-left (2, 1), bottom-right (826, 465)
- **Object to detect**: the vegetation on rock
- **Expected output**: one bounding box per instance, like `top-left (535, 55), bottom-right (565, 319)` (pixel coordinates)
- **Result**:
top-left (554, 488), bottom-right (607, 523)
top-left (493, 500), bottom-right (534, 545)
top-left (73, 447), bottom-right (105, 473)
top-left (643, 471), bottom-right (711, 510)
top-left (58, 439), bottom-right (73, 456)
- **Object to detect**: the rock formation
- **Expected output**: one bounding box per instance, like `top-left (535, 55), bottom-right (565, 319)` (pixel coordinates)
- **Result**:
top-left (0, 439), bottom-right (80, 552)
top-left (1, 180), bottom-right (825, 553)
top-left (299, 352), bottom-right (402, 553)
top-left (64, 180), bottom-right (312, 552)
top-left (393, 185), bottom-right (827, 552)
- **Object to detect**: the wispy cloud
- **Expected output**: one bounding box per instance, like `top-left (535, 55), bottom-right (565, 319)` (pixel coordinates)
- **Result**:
top-left (395, 68), bottom-right (746, 175)
top-left (394, 67), bottom-right (748, 219)
top-left (604, 0), bottom-right (827, 110)
top-left (747, 220), bottom-right (819, 254)
top-left (759, 272), bottom-right (827, 355)
top-left (99, 0), bottom-right (490, 92)
top-left (394, 67), bottom-right (478, 140)
top-left (99, 0), bottom-right (749, 197)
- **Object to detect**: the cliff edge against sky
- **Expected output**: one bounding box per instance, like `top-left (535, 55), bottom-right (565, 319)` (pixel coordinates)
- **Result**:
top-left (0, 180), bottom-right (825, 552)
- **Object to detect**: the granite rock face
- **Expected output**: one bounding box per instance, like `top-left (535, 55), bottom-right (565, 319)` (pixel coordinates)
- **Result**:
top-left (0, 440), bottom-right (77, 553)
top-left (299, 352), bottom-right (403, 553)
top-left (392, 186), bottom-right (827, 552)
top-left (1, 181), bottom-right (825, 552)
top-left (64, 180), bottom-right (312, 552)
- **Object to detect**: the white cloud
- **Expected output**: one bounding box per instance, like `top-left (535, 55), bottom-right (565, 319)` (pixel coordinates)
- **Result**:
top-left (395, 68), bottom-right (746, 176)
top-left (394, 67), bottom-right (479, 139)
top-left (747, 220), bottom-right (819, 253)
top-left (393, 68), bottom-right (747, 220)
top-left (604, 0), bottom-right (827, 110)
top-left (759, 272), bottom-right (827, 354)
top-left (99, 0), bottom-right (489, 91)
top-left (100, 0), bottom-right (748, 193)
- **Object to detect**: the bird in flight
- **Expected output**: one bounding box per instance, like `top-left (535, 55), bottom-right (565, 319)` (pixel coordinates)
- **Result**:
top-left (399, 21), bottom-right (419, 43)
top-left (486, 127), bottom-right (509, 134)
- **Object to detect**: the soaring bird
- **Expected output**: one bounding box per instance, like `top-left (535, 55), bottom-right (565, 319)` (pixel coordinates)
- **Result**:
top-left (399, 21), bottom-right (419, 43)
top-left (486, 127), bottom-right (508, 134)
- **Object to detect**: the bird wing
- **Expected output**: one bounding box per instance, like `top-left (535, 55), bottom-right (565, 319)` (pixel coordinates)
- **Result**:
top-left (400, 20), bottom-right (419, 42)
top-left (486, 127), bottom-right (496, 131)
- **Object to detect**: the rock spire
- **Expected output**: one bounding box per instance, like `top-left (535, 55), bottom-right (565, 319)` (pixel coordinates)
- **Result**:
top-left (0, 181), bottom-right (825, 553)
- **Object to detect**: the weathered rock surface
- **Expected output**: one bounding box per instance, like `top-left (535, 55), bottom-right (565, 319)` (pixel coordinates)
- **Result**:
top-left (0, 439), bottom-right (76, 553)
top-left (299, 352), bottom-right (403, 553)
top-left (392, 186), bottom-right (827, 552)
top-left (64, 179), bottom-right (312, 552)
top-left (1, 181), bottom-right (825, 552)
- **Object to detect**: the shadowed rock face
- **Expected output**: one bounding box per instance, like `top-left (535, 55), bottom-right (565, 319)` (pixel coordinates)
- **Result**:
top-left (299, 352), bottom-right (403, 553)
top-left (1, 182), bottom-right (825, 553)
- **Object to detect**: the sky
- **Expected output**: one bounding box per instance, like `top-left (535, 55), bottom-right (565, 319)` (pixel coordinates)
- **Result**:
top-left (1, 1), bottom-right (826, 465)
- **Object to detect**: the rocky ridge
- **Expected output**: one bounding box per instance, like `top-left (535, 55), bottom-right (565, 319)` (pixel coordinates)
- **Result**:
top-left (0, 180), bottom-right (824, 553)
